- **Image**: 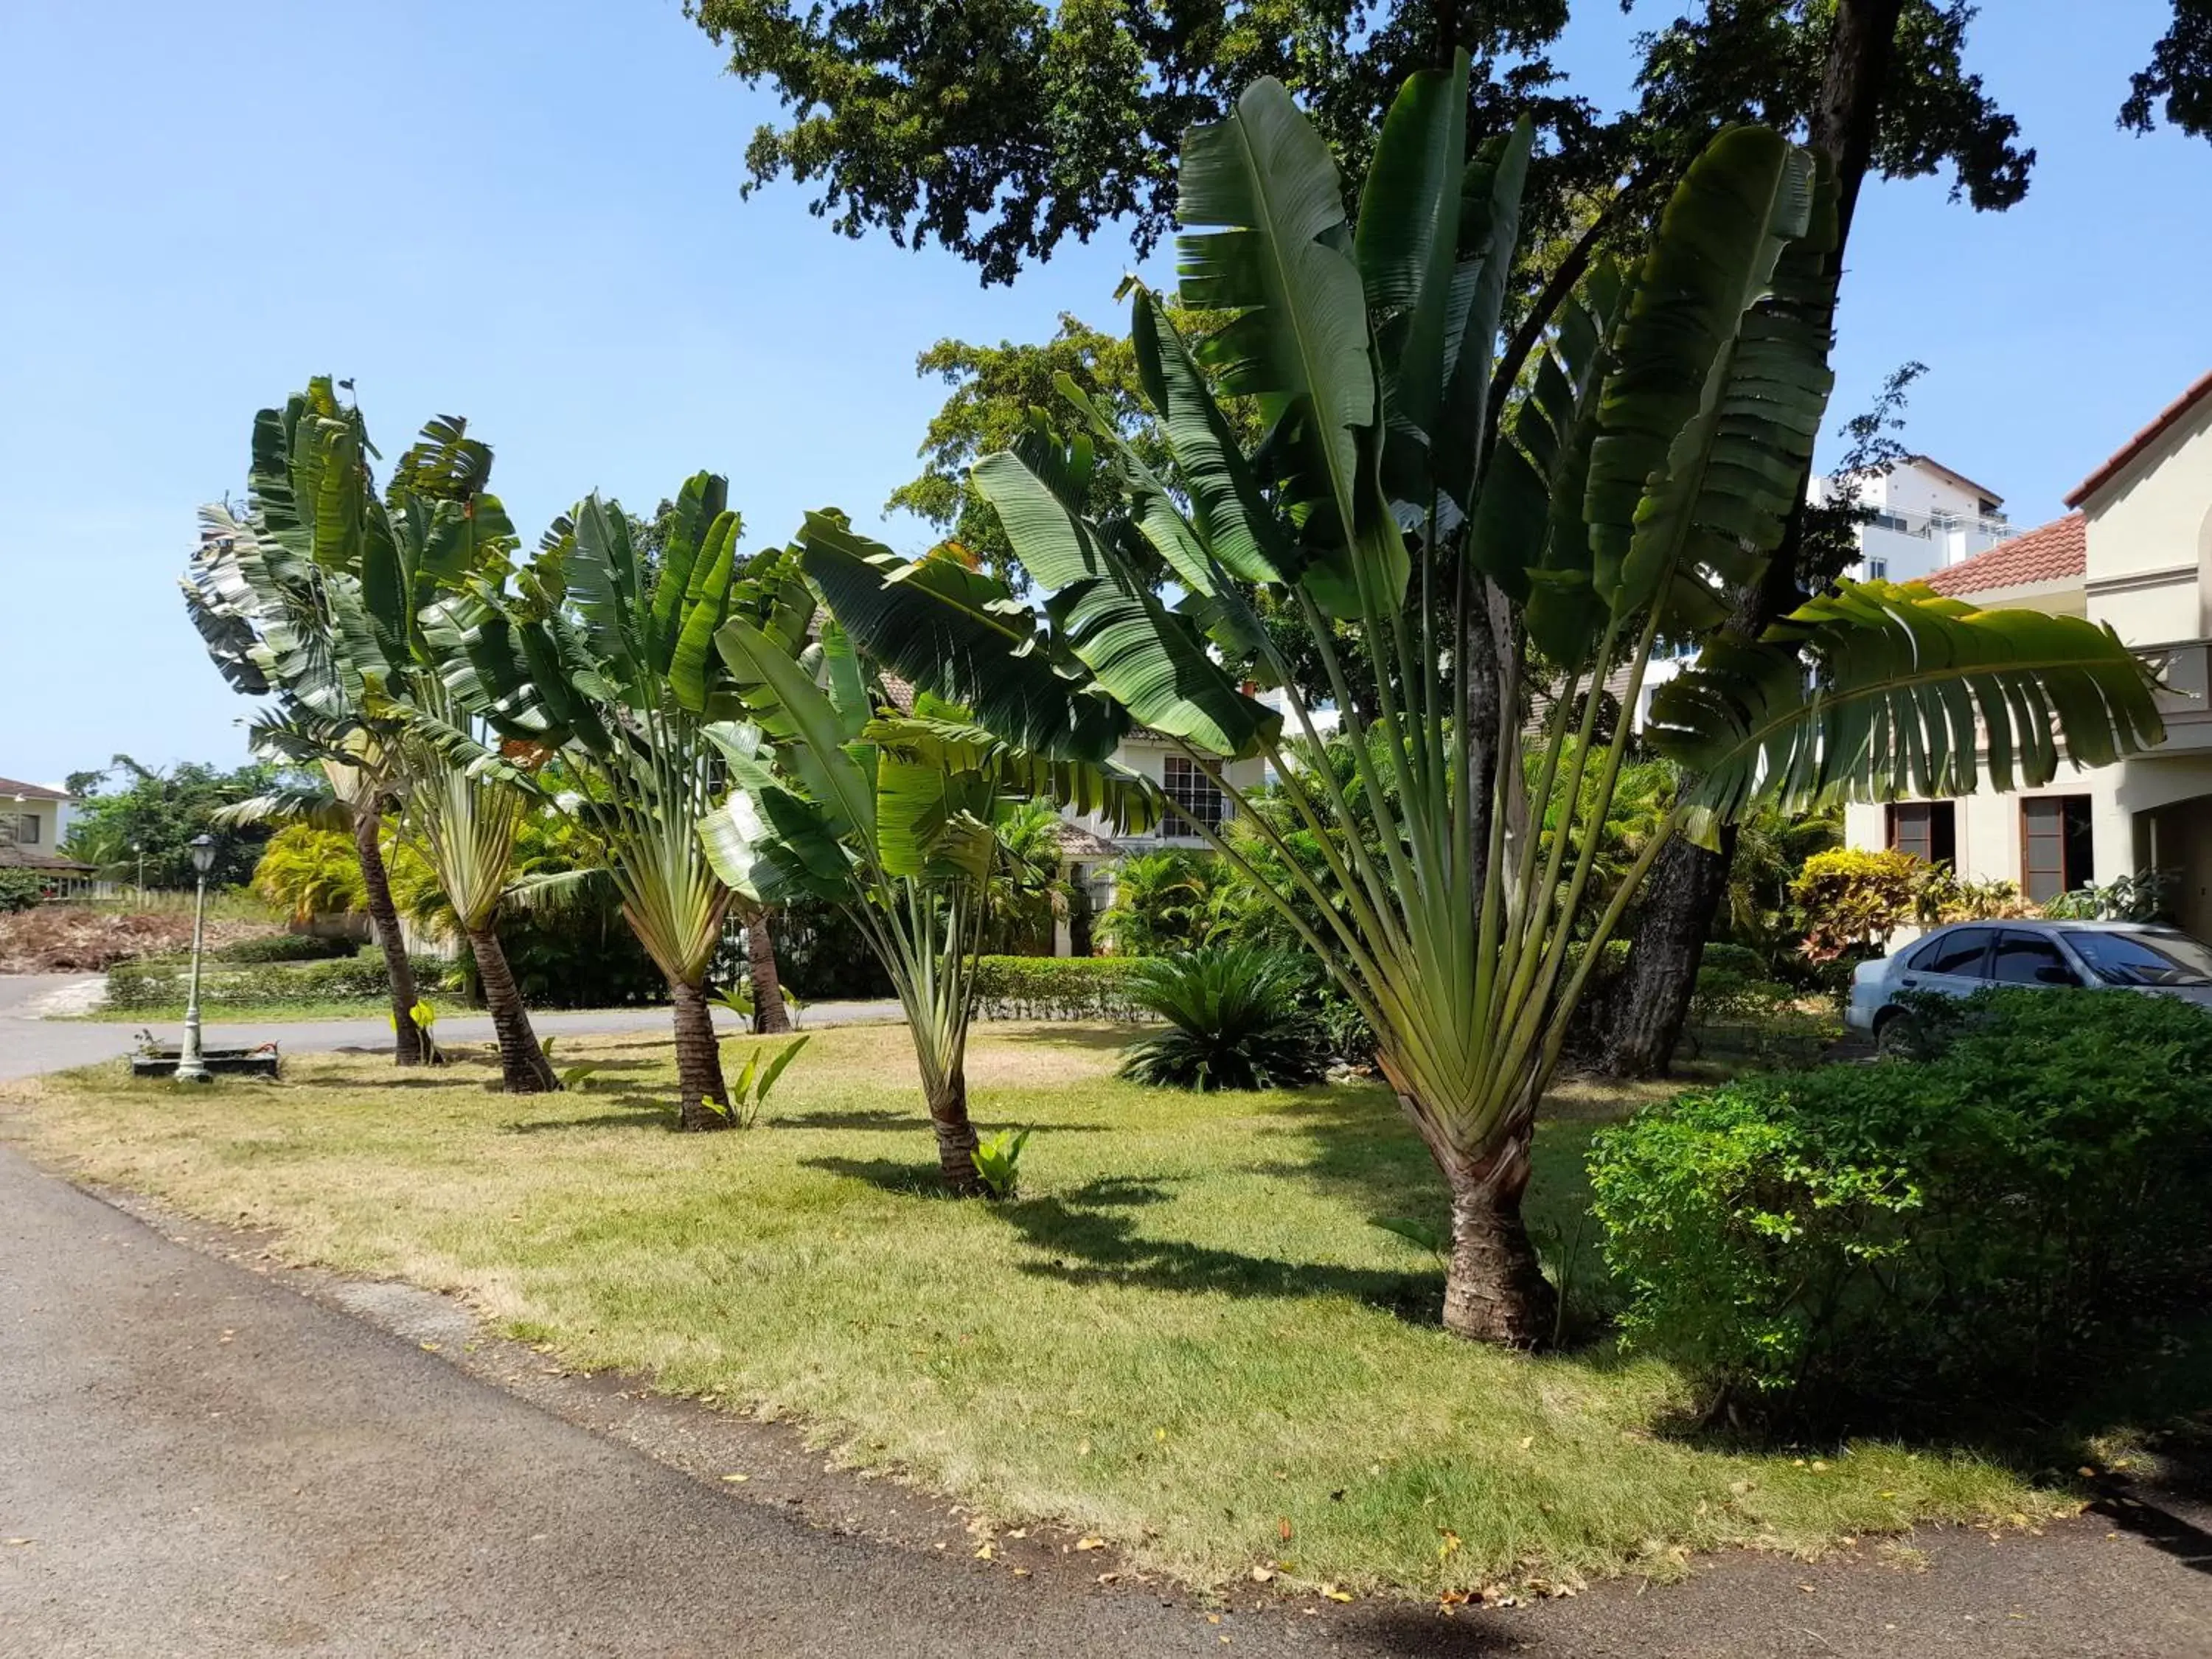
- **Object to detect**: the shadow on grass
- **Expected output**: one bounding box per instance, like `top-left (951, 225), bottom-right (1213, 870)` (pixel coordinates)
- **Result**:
top-left (801, 1155), bottom-right (954, 1196)
top-left (995, 1173), bottom-right (1436, 1315)
top-left (975, 1023), bottom-right (1141, 1053)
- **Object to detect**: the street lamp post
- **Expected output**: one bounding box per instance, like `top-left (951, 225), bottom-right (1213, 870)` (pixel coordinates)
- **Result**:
top-left (175, 834), bottom-right (218, 1085)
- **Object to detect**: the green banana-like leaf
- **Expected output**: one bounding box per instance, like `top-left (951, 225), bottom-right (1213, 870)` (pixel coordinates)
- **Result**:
top-left (1127, 289), bottom-right (1298, 588)
top-left (1468, 265), bottom-right (1626, 660)
top-left (972, 450), bottom-right (1279, 758)
top-left (874, 747), bottom-right (997, 882)
top-left (1177, 76), bottom-right (1390, 615)
top-left (1650, 581), bottom-right (2166, 821)
top-left (666, 510), bottom-right (740, 713)
top-left (865, 714), bottom-right (1163, 835)
top-left (697, 785), bottom-right (848, 905)
top-left (1430, 120), bottom-right (1532, 516)
top-left (713, 616), bottom-right (877, 842)
top-left (798, 513), bottom-right (1130, 762)
top-left (1585, 128), bottom-right (1832, 627)
top-left (646, 473), bottom-right (729, 673)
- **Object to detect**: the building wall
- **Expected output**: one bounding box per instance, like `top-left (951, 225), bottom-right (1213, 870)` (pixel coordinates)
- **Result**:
top-left (0, 796), bottom-right (71, 852)
top-left (1812, 457), bottom-right (2011, 585)
top-left (2083, 395), bottom-right (2212, 643)
top-left (1063, 736), bottom-right (1266, 850)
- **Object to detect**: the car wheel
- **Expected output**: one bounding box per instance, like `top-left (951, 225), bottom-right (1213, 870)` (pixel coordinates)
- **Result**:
top-left (1872, 1009), bottom-right (1907, 1057)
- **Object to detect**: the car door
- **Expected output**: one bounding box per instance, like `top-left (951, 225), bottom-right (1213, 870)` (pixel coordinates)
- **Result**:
top-left (1895, 926), bottom-right (1997, 1003)
top-left (1989, 930), bottom-right (2082, 991)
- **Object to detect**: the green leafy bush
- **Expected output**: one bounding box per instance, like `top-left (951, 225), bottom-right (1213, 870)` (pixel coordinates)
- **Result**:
top-left (970, 955), bottom-right (1142, 1020)
top-left (108, 950), bottom-right (453, 1010)
top-left (1116, 947), bottom-right (1330, 1091)
top-left (1590, 988), bottom-right (2212, 1426)
top-left (0, 870), bottom-right (49, 913)
top-left (213, 931), bottom-right (360, 964)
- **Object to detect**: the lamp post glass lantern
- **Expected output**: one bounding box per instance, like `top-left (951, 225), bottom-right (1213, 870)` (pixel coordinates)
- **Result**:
top-left (175, 834), bottom-right (218, 1084)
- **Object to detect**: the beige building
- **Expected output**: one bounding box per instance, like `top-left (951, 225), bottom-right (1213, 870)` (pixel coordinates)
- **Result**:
top-left (1843, 371), bottom-right (2212, 939)
top-left (0, 775), bottom-right (93, 895)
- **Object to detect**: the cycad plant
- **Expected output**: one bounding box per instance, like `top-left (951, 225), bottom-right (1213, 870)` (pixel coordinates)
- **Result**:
top-left (796, 60), bottom-right (2162, 1340)
top-left (1118, 946), bottom-right (1329, 1091)
top-left (700, 580), bottom-right (1155, 1189)
top-left (432, 476), bottom-right (787, 1127)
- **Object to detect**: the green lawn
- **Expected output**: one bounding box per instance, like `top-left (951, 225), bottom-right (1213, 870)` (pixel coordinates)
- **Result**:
top-left (79, 998), bottom-right (411, 1023)
top-left (5, 1023), bottom-right (2053, 1596)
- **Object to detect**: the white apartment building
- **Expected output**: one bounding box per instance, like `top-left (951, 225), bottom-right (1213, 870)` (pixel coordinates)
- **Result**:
top-left (1810, 453), bottom-right (2015, 585)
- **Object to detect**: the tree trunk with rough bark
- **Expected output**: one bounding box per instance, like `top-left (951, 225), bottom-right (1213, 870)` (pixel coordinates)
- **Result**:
top-left (354, 807), bottom-right (426, 1068)
top-left (1439, 1121), bottom-right (1555, 1346)
top-left (1598, 0), bottom-right (1903, 1078)
top-left (745, 905), bottom-right (790, 1035)
top-left (465, 922), bottom-right (558, 1093)
top-left (1591, 828), bottom-right (1738, 1077)
top-left (927, 1070), bottom-right (983, 1195)
top-left (669, 976), bottom-right (731, 1131)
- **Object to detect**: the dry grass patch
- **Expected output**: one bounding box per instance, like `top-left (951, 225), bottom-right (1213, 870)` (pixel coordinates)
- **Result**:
top-left (5, 1023), bottom-right (2042, 1594)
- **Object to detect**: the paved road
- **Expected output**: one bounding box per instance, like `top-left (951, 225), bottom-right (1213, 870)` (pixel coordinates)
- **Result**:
top-left (8, 975), bottom-right (2212, 1655)
top-left (0, 975), bottom-right (902, 1083)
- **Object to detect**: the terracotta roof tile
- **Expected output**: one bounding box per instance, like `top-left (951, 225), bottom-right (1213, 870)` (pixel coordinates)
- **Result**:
top-left (1924, 512), bottom-right (2085, 597)
top-left (2065, 369), bottom-right (2212, 507)
top-left (1051, 822), bottom-right (1119, 860)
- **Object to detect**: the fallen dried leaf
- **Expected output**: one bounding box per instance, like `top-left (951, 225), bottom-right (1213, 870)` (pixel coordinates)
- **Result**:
top-left (720, 1473), bottom-right (750, 1484)
top-left (1321, 1585), bottom-right (1354, 1604)
top-left (1249, 1565), bottom-right (1276, 1584)
top-left (1277, 1517), bottom-right (1293, 1543)
top-left (974, 1544), bottom-right (994, 1560)
top-left (1076, 1536), bottom-right (1107, 1551)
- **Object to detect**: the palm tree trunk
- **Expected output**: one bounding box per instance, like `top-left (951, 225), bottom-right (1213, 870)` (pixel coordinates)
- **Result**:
top-left (926, 1069), bottom-right (983, 1195)
top-left (669, 976), bottom-right (731, 1131)
top-left (465, 922), bottom-right (557, 1093)
top-left (745, 905), bottom-right (790, 1034)
top-left (355, 807), bottom-right (425, 1067)
top-left (1439, 1122), bottom-right (1555, 1346)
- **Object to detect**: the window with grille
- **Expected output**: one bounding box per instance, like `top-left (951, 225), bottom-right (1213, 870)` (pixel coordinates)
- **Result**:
top-left (1865, 557), bottom-right (1888, 581)
top-left (2020, 796), bottom-right (2093, 903)
top-left (1161, 754), bottom-right (1225, 832)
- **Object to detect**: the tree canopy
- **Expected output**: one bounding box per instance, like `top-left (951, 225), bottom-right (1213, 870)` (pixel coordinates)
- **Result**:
top-left (686, 0), bottom-right (2062, 286)
top-left (61, 756), bottom-right (282, 889)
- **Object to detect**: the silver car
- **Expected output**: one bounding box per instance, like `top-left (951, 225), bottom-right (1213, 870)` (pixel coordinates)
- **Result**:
top-left (1847, 919), bottom-right (2212, 1046)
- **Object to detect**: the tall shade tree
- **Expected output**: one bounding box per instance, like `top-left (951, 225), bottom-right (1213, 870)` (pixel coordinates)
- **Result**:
top-left (684, 0), bottom-right (2051, 289)
top-left (700, 557), bottom-right (1156, 1189)
top-left (223, 383), bottom-right (557, 1092)
top-left (434, 476), bottom-right (772, 1129)
top-left (801, 63), bottom-right (2163, 1343)
top-left (186, 495), bottom-right (429, 1065)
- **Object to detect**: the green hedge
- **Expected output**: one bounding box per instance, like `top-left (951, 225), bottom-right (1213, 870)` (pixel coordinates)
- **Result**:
top-left (108, 950), bottom-right (453, 1010)
top-left (971, 956), bottom-right (1144, 1021)
top-left (1590, 987), bottom-right (2212, 1427)
top-left (213, 931), bottom-right (361, 964)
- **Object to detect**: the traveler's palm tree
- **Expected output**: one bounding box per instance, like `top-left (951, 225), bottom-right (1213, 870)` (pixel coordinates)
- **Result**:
top-left (796, 60), bottom-right (2163, 1340)
top-left (186, 470), bottom-right (428, 1063)
top-left (699, 594), bottom-right (1155, 1189)
top-left (227, 384), bottom-right (557, 1091)
top-left (430, 474), bottom-right (784, 1128)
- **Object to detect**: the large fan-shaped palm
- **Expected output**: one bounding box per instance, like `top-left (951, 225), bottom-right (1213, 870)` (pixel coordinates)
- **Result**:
top-left (699, 589), bottom-right (1155, 1189)
top-left (799, 59), bottom-right (2162, 1341)
top-left (429, 476), bottom-right (784, 1128)
top-left (186, 491), bottom-right (428, 1065)
top-left (226, 385), bottom-right (557, 1092)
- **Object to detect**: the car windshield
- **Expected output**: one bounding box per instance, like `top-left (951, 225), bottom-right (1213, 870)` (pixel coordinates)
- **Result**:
top-left (2065, 929), bottom-right (2212, 988)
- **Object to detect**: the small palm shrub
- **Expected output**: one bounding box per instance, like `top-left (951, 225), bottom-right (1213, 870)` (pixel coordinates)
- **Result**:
top-left (1116, 947), bottom-right (1329, 1091)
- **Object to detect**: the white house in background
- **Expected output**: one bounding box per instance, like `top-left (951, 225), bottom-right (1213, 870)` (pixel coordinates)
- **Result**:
top-left (1809, 453), bottom-right (2014, 585)
top-left (1843, 370), bottom-right (2212, 941)
top-left (0, 775), bottom-right (93, 895)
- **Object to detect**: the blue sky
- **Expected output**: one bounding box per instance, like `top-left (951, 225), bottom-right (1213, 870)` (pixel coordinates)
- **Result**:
top-left (2, 0), bottom-right (2204, 787)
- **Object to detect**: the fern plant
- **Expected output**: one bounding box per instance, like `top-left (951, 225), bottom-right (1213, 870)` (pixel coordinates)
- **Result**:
top-left (1117, 946), bottom-right (1330, 1091)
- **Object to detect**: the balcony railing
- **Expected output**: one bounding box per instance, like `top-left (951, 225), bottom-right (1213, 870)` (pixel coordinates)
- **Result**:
top-left (2140, 638), bottom-right (2212, 726)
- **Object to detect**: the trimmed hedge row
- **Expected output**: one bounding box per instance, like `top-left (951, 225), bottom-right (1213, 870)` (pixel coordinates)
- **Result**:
top-left (213, 931), bottom-right (361, 964)
top-left (970, 955), bottom-right (1144, 1021)
top-left (1590, 987), bottom-right (2212, 1427)
top-left (108, 950), bottom-right (453, 1009)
